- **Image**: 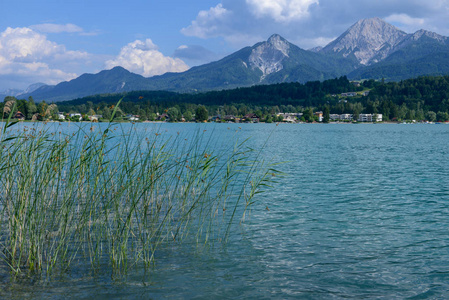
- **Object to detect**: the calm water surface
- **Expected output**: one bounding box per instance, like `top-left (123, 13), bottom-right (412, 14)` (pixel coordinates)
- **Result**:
top-left (2, 123), bottom-right (449, 299)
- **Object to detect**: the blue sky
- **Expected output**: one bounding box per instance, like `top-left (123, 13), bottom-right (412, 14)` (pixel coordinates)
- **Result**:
top-left (1, 0), bottom-right (449, 91)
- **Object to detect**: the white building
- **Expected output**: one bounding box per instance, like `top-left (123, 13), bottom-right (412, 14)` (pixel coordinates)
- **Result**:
top-left (329, 113), bottom-right (383, 122)
top-left (358, 114), bottom-right (373, 122)
top-left (329, 114), bottom-right (340, 121)
top-left (375, 114), bottom-right (383, 122)
top-left (126, 114), bottom-right (140, 121)
top-left (340, 114), bottom-right (353, 121)
top-left (69, 113), bottom-right (82, 121)
top-left (358, 114), bottom-right (383, 122)
top-left (276, 113), bottom-right (302, 123)
top-left (341, 92), bottom-right (357, 97)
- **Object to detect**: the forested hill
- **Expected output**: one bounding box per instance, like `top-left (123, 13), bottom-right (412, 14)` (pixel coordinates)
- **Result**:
top-left (56, 75), bottom-right (449, 122)
top-left (58, 76), bottom-right (357, 108)
top-left (4, 75), bottom-right (449, 122)
top-left (363, 76), bottom-right (449, 120)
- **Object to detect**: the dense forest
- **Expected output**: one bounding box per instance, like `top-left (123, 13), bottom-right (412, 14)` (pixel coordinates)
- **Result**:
top-left (2, 75), bottom-right (449, 122)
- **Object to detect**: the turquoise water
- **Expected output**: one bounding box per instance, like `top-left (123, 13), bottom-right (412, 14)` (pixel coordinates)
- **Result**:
top-left (2, 123), bottom-right (449, 299)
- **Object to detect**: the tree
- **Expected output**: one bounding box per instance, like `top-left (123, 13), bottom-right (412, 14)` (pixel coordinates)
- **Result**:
top-left (138, 109), bottom-right (147, 121)
top-left (38, 101), bottom-right (48, 120)
top-left (406, 109), bottom-right (416, 121)
top-left (148, 113), bottom-right (157, 121)
top-left (437, 111), bottom-right (449, 122)
top-left (380, 101), bottom-right (390, 121)
top-left (71, 115), bottom-right (81, 122)
top-left (27, 97), bottom-right (37, 120)
top-left (303, 107), bottom-right (313, 122)
top-left (426, 111), bottom-right (437, 122)
top-left (167, 107), bottom-right (180, 122)
top-left (195, 105), bottom-right (208, 122)
top-left (228, 105), bottom-right (238, 116)
top-left (102, 107), bottom-right (111, 120)
top-left (183, 110), bottom-right (193, 122)
top-left (323, 105), bottom-right (330, 123)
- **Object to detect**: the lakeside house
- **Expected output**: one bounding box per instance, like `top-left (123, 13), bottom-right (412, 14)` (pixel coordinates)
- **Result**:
top-left (330, 114), bottom-right (353, 121)
top-left (57, 112), bottom-right (65, 120)
top-left (69, 113), bottom-right (82, 121)
top-left (88, 115), bottom-right (103, 122)
top-left (14, 111), bottom-right (25, 120)
top-left (315, 111), bottom-right (323, 122)
top-left (210, 115), bottom-right (221, 122)
top-left (358, 114), bottom-right (383, 122)
top-left (329, 113), bottom-right (382, 122)
top-left (277, 113), bottom-right (303, 123)
top-left (340, 114), bottom-right (353, 120)
top-left (157, 113), bottom-right (168, 121)
top-left (125, 114), bottom-right (139, 121)
top-left (243, 113), bottom-right (260, 123)
top-left (223, 115), bottom-right (237, 122)
top-left (341, 92), bottom-right (357, 97)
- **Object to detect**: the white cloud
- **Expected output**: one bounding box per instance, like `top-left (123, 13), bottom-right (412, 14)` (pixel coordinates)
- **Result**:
top-left (246, 0), bottom-right (318, 22)
top-left (385, 14), bottom-right (424, 26)
top-left (0, 27), bottom-right (91, 89)
top-left (181, 0), bottom-right (323, 48)
top-left (30, 23), bottom-right (84, 34)
top-left (105, 39), bottom-right (189, 77)
top-left (181, 4), bottom-right (232, 39)
top-left (30, 23), bottom-right (100, 36)
top-left (383, 13), bottom-right (427, 33)
top-left (0, 27), bottom-right (89, 61)
top-left (181, 0), bottom-right (449, 51)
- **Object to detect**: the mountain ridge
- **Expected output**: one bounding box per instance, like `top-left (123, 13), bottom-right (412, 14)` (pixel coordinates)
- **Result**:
top-left (15, 17), bottom-right (449, 102)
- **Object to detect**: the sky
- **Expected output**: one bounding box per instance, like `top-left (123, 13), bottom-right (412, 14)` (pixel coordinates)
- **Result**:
top-left (1, 0), bottom-right (449, 91)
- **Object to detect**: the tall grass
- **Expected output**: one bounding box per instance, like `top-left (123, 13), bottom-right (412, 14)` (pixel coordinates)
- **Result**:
top-left (0, 102), bottom-right (280, 277)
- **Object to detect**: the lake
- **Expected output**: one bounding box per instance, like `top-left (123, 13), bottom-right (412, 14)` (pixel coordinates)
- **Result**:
top-left (1, 122), bottom-right (449, 299)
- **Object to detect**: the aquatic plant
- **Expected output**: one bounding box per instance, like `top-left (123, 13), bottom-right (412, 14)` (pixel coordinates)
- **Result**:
top-left (0, 105), bottom-right (280, 277)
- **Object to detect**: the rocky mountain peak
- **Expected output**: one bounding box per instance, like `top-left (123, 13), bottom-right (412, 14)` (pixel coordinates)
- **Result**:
top-left (266, 34), bottom-right (290, 55)
top-left (249, 34), bottom-right (290, 80)
top-left (410, 29), bottom-right (447, 43)
top-left (322, 17), bottom-right (408, 65)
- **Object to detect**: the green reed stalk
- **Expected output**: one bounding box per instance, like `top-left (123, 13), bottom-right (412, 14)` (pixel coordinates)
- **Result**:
top-left (0, 112), bottom-right (281, 277)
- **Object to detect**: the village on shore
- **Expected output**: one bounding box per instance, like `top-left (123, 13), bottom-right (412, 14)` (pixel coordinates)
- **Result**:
top-left (4, 76), bottom-right (449, 125)
top-left (10, 108), bottom-right (444, 124)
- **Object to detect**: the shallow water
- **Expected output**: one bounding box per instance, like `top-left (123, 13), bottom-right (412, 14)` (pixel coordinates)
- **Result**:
top-left (2, 122), bottom-right (449, 299)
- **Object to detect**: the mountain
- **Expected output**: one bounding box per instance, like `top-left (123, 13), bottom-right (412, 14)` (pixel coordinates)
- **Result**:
top-left (321, 17), bottom-right (408, 65)
top-left (0, 89), bottom-right (23, 100)
top-left (26, 34), bottom-right (355, 102)
top-left (0, 83), bottom-right (46, 100)
top-left (347, 28), bottom-right (449, 81)
top-left (142, 34), bottom-right (356, 91)
top-left (320, 17), bottom-right (449, 80)
top-left (19, 18), bottom-right (449, 102)
top-left (23, 83), bottom-right (46, 94)
top-left (27, 67), bottom-right (150, 102)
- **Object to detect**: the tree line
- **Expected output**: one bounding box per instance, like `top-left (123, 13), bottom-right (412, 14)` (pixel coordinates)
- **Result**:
top-left (3, 75), bottom-right (449, 122)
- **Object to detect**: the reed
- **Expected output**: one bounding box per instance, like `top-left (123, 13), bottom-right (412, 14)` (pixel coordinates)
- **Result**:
top-left (0, 106), bottom-right (280, 277)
